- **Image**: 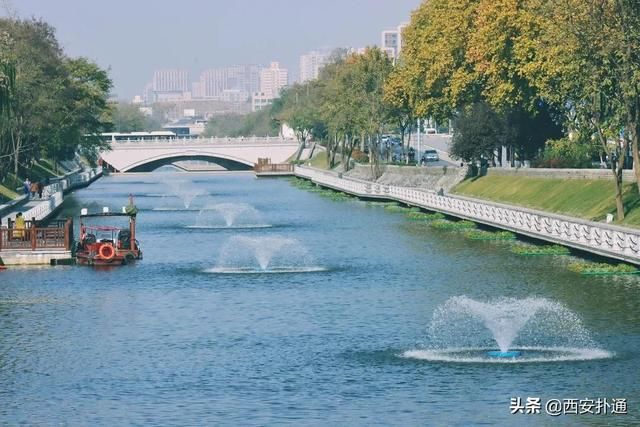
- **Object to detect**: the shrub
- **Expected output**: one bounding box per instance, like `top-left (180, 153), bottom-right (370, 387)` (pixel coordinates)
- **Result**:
top-left (430, 219), bottom-right (477, 230)
top-left (567, 262), bottom-right (639, 275)
top-left (464, 230), bottom-right (516, 240)
top-left (535, 138), bottom-right (597, 169)
top-left (510, 244), bottom-right (570, 255)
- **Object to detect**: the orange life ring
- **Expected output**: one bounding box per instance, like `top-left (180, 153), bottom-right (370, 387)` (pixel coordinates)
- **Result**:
top-left (98, 244), bottom-right (115, 261)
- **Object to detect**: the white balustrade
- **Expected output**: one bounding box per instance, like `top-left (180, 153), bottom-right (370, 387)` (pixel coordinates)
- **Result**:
top-left (294, 166), bottom-right (640, 264)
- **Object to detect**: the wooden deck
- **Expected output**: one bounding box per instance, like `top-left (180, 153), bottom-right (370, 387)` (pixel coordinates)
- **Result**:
top-left (254, 163), bottom-right (294, 176)
top-left (0, 218), bottom-right (74, 265)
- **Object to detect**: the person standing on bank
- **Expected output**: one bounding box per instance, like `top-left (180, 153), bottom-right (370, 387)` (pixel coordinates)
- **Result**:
top-left (30, 181), bottom-right (38, 199)
top-left (23, 178), bottom-right (31, 196)
top-left (14, 212), bottom-right (25, 239)
top-left (37, 181), bottom-right (44, 199)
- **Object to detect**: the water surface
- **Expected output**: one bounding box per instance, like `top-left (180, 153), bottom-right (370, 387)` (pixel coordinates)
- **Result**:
top-left (1, 172), bottom-right (638, 425)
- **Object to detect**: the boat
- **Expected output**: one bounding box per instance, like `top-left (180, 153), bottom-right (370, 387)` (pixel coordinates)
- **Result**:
top-left (75, 204), bottom-right (142, 266)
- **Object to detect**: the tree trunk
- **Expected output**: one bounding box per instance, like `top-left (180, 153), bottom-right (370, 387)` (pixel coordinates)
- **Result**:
top-left (294, 134), bottom-right (306, 162)
top-left (613, 158), bottom-right (625, 221)
top-left (599, 131), bottom-right (625, 220)
top-left (628, 114), bottom-right (640, 193)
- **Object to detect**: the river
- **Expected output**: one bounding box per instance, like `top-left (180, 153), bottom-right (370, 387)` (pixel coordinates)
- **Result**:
top-left (1, 171), bottom-right (638, 425)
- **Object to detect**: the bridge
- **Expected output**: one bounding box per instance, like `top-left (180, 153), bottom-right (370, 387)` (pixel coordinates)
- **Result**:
top-left (99, 137), bottom-right (301, 173)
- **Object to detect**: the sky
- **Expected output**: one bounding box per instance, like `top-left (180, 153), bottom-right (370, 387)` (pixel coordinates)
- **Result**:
top-left (3, 0), bottom-right (422, 100)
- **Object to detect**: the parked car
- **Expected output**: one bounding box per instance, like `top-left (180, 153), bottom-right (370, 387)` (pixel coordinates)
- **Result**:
top-left (421, 149), bottom-right (439, 164)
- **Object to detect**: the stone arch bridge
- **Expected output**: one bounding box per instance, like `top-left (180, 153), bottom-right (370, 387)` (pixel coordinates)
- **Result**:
top-left (99, 137), bottom-right (300, 172)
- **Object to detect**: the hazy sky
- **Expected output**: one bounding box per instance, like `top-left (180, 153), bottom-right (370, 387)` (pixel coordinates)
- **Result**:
top-left (3, 0), bottom-right (422, 99)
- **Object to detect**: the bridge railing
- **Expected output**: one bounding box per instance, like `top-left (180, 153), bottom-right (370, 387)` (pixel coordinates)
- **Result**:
top-left (111, 136), bottom-right (297, 146)
top-left (255, 163), bottom-right (294, 173)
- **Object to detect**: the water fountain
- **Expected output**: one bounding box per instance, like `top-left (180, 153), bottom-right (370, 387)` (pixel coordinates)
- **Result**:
top-left (206, 235), bottom-right (325, 273)
top-left (153, 178), bottom-right (207, 211)
top-left (403, 296), bottom-right (612, 363)
top-left (188, 203), bottom-right (271, 229)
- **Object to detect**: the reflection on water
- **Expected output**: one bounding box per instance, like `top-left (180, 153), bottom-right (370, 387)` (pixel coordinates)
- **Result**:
top-left (0, 171), bottom-right (639, 425)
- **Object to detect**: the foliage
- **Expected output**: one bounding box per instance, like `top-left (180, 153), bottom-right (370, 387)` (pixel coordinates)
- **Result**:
top-left (567, 262), bottom-right (639, 275)
top-left (383, 202), bottom-right (410, 212)
top-left (406, 211), bottom-right (446, 221)
top-left (463, 229), bottom-right (516, 240)
top-left (536, 138), bottom-right (598, 169)
top-left (351, 149), bottom-right (369, 164)
top-left (451, 102), bottom-right (506, 163)
top-left (111, 103), bottom-right (161, 132)
top-left (203, 109), bottom-right (279, 138)
top-left (429, 219), bottom-right (477, 230)
top-left (510, 244), bottom-right (569, 255)
top-left (0, 18), bottom-right (112, 181)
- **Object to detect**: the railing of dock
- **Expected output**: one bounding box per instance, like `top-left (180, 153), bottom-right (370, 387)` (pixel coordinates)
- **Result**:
top-left (255, 163), bottom-right (294, 173)
top-left (295, 166), bottom-right (640, 265)
top-left (0, 218), bottom-right (73, 252)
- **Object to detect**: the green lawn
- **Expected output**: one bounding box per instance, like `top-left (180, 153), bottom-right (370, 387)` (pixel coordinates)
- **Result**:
top-left (452, 175), bottom-right (640, 227)
top-left (308, 150), bottom-right (329, 169)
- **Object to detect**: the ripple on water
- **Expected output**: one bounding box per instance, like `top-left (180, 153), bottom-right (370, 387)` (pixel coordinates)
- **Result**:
top-left (202, 266), bottom-right (329, 274)
top-left (401, 346), bottom-right (614, 364)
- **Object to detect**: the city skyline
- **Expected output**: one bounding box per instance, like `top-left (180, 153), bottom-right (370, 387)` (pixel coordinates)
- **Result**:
top-left (2, 0), bottom-right (421, 99)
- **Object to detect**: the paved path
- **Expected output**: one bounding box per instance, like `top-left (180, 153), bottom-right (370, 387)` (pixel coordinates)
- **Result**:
top-left (1, 196), bottom-right (50, 224)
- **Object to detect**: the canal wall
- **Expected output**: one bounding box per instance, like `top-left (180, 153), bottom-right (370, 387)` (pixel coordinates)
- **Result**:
top-left (344, 164), bottom-right (468, 192)
top-left (295, 165), bottom-right (640, 265)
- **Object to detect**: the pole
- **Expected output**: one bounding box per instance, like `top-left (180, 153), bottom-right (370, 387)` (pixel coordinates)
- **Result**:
top-left (417, 118), bottom-right (422, 165)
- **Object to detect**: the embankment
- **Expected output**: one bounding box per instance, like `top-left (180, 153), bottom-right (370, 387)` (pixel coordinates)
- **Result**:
top-left (453, 172), bottom-right (640, 227)
top-left (343, 164), bottom-right (468, 191)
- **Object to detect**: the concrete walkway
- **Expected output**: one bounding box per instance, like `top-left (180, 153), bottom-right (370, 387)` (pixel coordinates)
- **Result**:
top-left (1, 196), bottom-right (50, 224)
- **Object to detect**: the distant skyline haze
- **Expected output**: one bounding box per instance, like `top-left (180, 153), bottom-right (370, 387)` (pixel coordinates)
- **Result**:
top-left (3, 0), bottom-right (422, 99)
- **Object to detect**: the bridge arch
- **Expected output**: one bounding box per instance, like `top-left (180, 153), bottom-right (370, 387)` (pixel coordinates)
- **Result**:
top-left (115, 150), bottom-right (255, 173)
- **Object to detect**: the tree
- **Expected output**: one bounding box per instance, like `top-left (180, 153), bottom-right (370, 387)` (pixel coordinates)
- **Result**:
top-left (400, 0), bottom-right (481, 122)
top-left (0, 18), bottom-right (113, 179)
top-left (451, 102), bottom-right (505, 164)
top-left (522, 0), bottom-right (633, 219)
top-left (278, 82), bottom-right (322, 161)
top-left (111, 103), bottom-right (158, 133)
top-left (384, 65), bottom-right (415, 162)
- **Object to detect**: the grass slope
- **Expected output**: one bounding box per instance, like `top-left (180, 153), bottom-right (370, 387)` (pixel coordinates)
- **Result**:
top-left (453, 175), bottom-right (640, 227)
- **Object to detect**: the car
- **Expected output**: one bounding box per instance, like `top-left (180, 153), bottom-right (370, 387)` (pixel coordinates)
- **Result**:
top-left (421, 149), bottom-right (439, 163)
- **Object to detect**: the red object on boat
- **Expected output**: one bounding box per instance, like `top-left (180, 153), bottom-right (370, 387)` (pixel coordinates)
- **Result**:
top-left (75, 211), bottom-right (142, 266)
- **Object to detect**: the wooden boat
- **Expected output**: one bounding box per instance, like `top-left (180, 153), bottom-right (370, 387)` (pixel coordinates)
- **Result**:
top-left (75, 210), bottom-right (142, 266)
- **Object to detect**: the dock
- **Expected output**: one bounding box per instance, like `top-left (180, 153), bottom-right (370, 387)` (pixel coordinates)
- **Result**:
top-left (254, 161), bottom-right (294, 177)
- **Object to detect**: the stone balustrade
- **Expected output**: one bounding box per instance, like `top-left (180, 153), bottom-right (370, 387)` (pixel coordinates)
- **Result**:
top-left (21, 167), bottom-right (102, 221)
top-left (112, 136), bottom-right (295, 147)
top-left (295, 166), bottom-right (640, 265)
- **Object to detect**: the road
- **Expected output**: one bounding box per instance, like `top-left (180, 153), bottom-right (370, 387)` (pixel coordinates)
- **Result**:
top-left (406, 133), bottom-right (457, 166)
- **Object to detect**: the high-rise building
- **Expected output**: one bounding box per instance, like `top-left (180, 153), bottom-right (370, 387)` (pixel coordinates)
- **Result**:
top-left (381, 30), bottom-right (399, 60)
top-left (299, 49), bottom-right (332, 83)
top-left (197, 65), bottom-right (261, 101)
top-left (152, 69), bottom-right (189, 93)
top-left (191, 81), bottom-right (204, 100)
top-left (381, 22), bottom-right (410, 62)
top-left (259, 62), bottom-right (288, 99)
